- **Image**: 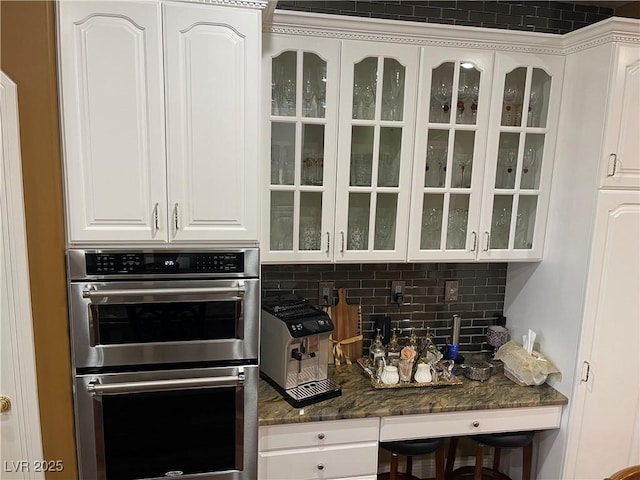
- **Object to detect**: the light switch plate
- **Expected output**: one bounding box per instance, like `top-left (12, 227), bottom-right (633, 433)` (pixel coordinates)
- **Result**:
top-left (445, 280), bottom-right (459, 302)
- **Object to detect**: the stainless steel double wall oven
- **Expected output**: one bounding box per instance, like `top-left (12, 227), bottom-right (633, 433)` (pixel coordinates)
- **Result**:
top-left (67, 248), bottom-right (260, 480)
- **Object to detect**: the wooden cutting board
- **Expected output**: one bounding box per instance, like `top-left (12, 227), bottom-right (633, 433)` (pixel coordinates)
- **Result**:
top-left (330, 288), bottom-right (363, 363)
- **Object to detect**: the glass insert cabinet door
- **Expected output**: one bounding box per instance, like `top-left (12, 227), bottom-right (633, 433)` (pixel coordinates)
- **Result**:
top-left (479, 53), bottom-right (564, 260)
top-left (335, 41), bottom-right (420, 261)
top-left (262, 35), bottom-right (340, 262)
top-left (408, 50), bottom-right (494, 261)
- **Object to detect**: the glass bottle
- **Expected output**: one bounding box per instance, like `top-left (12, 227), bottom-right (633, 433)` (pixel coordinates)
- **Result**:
top-left (369, 329), bottom-right (386, 377)
top-left (385, 328), bottom-right (401, 367)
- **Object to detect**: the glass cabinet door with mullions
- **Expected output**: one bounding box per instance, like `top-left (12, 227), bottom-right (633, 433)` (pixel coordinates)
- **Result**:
top-left (479, 53), bottom-right (564, 261)
top-left (408, 50), bottom-right (494, 261)
top-left (334, 41), bottom-right (419, 262)
top-left (262, 36), bottom-right (340, 262)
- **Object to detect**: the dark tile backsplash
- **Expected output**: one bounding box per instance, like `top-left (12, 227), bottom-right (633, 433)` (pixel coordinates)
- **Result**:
top-left (275, 0), bottom-right (614, 34)
top-left (262, 262), bottom-right (507, 354)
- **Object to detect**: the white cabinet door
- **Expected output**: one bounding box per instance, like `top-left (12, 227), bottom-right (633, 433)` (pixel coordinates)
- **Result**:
top-left (408, 48), bottom-right (494, 262)
top-left (163, 3), bottom-right (260, 243)
top-left (563, 190), bottom-right (640, 480)
top-left (478, 52), bottom-right (564, 261)
top-left (600, 44), bottom-right (640, 189)
top-left (335, 41), bottom-right (419, 262)
top-left (261, 34), bottom-right (341, 263)
top-left (58, 1), bottom-right (167, 244)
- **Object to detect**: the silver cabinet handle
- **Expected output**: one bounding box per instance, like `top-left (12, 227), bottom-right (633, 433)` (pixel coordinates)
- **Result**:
top-left (317, 432), bottom-right (325, 440)
top-left (174, 203), bottom-right (180, 230)
top-left (472, 421), bottom-right (480, 428)
top-left (471, 231), bottom-right (477, 252)
top-left (153, 203), bottom-right (160, 232)
top-left (483, 232), bottom-right (490, 252)
top-left (83, 285), bottom-right (245, 299)
top-left (607, 153), bottom-right (617, 177)
top-left (340, 231), bottom-right (345, 253)
top-left (87, 375), bottom-right (243, 394)
top-left (317, 464), bottom-right (325, 471)
top-left (326, 232), bottom-right (330, 253)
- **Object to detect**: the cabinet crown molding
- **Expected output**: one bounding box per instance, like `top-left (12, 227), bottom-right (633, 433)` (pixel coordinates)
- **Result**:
top-left (170, 0), bottom-right (269, 9)
top-left (265, 11), bottom-right (640, 56)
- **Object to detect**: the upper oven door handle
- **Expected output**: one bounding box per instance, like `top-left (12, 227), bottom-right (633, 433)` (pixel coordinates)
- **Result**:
top-left (87, 374), bottom-right (244, 395)
top-left (82, 285), bottom-right (245, 299)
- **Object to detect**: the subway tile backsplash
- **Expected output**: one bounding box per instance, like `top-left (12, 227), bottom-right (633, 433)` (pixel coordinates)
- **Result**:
top-left (262, 262), bottom-right (507, 354)
top-left (275, 0), bottom-right (613, 34)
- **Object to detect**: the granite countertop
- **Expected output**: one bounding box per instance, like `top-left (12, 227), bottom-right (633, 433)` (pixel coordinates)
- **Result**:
top-left (258, 361), bottom-right (568, 426)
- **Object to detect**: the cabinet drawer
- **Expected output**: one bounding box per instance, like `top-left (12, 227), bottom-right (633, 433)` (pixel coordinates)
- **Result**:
top-left (258, 442), bottom-right (378, 480)
top-left (380, 406), bottom-right (562, 441)
top-left (259, 418), bottom-right (380, 451)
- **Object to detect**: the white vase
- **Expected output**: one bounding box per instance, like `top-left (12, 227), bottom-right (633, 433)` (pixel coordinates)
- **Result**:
top-left (414, 363), bottom-right (433, 383)
top-left (380, 365), bottom-right (399, 385)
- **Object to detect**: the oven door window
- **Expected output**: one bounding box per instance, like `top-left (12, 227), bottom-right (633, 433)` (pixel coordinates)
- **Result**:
top-left (92, 300), bottom-right (240, 344)
top-left (100, 386), bottom-right (243, 479)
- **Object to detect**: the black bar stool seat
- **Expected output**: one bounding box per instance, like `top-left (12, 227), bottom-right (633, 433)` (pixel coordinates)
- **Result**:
top-left (379, 437), bottom-right (446, 480)
top-left (446, 431), bottom-right (536, 480)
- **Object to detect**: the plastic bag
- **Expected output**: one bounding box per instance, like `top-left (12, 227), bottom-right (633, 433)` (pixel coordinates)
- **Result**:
top-left (495, 341), bottom-right (560, 386)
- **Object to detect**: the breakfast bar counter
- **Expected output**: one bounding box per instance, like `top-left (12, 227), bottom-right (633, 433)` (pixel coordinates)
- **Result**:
top-left (258, 362), bottom-right (568, 426)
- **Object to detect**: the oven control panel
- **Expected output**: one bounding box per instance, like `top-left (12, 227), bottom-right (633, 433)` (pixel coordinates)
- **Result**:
top-left (85, 252), bottom-right (244, 275)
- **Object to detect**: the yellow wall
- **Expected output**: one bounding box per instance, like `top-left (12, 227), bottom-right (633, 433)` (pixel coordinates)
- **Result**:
top-left (0, 2), bottom-right (77, 478)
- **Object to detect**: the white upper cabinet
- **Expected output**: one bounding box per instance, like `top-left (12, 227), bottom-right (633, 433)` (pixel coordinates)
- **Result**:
top-left (261, 35), bottom-right (340, 263)
top-left (334, 41), bottom-right (419, 263)
top-left (261, 36), bottom-right (419, 263)
top-left (408, 48), bottom-right (494, 262)
top-left (164, 3), bottom-right (260, 243)
top-left (477, 52), bottom-right (564, 261)
top-left (58, 0), bottom-right (261, 245)
top-left (58, 1), bottom-right (167, 244)
top-left (600, 44), bottom-right (640, 190)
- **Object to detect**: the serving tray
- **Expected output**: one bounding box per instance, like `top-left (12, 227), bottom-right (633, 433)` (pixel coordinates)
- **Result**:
top-left (357, 358), bottom-right (463, 389)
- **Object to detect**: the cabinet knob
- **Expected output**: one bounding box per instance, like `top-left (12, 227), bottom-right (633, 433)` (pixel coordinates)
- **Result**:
top-left (317, 463), bottom-right (325, 471)
top-left (317, 432), bottom-right (325, 440)
top-left (0, 395), bottom-right (11, 413)
top-left (472, 421), bottom-right (480, 428)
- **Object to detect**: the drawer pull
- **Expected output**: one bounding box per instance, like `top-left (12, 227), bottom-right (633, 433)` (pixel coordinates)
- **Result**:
top-left (472, 421), bottom-right (480, 428)
top-left (317, 432), bottom-right (325, 440)
top-left (317, 463), bottom-right (325, 471)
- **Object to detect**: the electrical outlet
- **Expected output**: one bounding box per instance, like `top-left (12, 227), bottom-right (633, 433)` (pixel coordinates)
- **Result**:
top-left (445, 280), bottom-right (459, 302)
top-left (391, 281), bottom-right (405, 305)
top-left (318, 282), bottom-right (334, 306)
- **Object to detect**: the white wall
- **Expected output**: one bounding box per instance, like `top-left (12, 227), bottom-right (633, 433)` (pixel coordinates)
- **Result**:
top-left (503, 42), bottom-right (614, 479)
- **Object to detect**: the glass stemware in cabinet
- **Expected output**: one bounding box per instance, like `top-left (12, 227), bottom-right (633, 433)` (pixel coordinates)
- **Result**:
top-left (432, 81), bottom-right (452, 123)
top-left (382, 61), bottom-right (405, 122)
top-left (425, 146), bottom-right (446, 188)
top-left (456, 80), bottom-right (470, 124)
top-left (302, 70), bottom-right (318, 118)
top-left (502, 84), bottom-right (522, 127)
top-left (470, 84), bottom-right (479, 124)
top-left (446, 208), bottom-right (468, 250)
top-left (454, 153), bottom-right (472, 188)
top-left (497, 149), bottom-right (517, 189)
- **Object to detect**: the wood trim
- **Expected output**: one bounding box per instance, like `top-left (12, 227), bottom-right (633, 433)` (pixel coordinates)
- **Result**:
top-left (0, 2), bottom-right (77, 478)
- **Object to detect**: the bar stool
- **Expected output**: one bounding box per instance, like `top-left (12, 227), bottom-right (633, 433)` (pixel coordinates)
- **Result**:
top-left (445, 431), bottom-right (535, 480)
top-left (379, 437), bottom-right (446, 480)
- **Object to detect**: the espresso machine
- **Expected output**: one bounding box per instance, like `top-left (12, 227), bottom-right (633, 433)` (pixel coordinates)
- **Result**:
top-left (260, 293), bottom-right (341, 407)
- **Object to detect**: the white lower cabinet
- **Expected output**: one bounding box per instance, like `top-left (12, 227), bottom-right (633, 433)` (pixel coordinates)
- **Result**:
top-left (379, 406), bottom-right (562, 441)
top-left (258, 418), bottom-right (380, 480)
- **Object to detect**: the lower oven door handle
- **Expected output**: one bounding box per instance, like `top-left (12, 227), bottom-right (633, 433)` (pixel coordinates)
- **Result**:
top-left (82, 285), bottom-right (245, 299)
top-left (87, 375), bottom-right (244, 394)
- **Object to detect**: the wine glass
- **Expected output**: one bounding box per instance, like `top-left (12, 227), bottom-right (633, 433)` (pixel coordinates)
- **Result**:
top-left (527, 83), bottom-right (541, 126)
top-left (302, 69), bottom-right (317, 117)
top-left (282, 78), bottom-right (296, 116)
top-left (421, 207), bottom-right (442, 249)
top-left (432, 80), bottom-right (452, 123)
top-left (426, 146), bottom-right (446, 187)
top-left (486, 325), bottom-right (509, 358)
top-left (498, 149), bottom-right (516, 188)
top-left (470, 83), bottom-right (479, 124)
top-left (457, 74), bottom-right (470, 124)
top-left (502, 84), bottom-right (520, 126)
top-left (455, 153), bottom-right (472, 188)
top-left (360, 83), bottom-right (375, 120)
top-left (387, 68), bottom-right (404, 121)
